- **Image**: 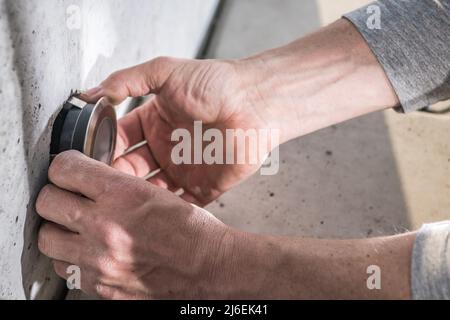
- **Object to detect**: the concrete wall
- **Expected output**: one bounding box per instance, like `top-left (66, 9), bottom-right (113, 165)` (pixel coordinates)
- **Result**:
top-left (0, 0), bottom-right (218, 299)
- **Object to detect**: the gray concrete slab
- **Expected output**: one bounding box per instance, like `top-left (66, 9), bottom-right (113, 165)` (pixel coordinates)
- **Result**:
top-left (205, 0), bottom-right (450, 240)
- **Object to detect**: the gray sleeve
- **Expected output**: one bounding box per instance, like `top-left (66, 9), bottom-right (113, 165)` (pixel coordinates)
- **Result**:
top-left (343, 0), bottom-right (450, 113)
top-left (411, 221), bottom-right (450, 300)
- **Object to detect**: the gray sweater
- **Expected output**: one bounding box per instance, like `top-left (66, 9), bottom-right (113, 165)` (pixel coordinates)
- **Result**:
top-left (345, 0), bottom-right (450, 113)
top-left (344, 0), bottom-right (450, 299)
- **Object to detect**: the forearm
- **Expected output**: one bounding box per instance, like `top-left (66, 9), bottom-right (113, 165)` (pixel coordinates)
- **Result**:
top-left (236, 19), bottom-right (399, 143)
top-left (223, 230), bottom-right (416, 299)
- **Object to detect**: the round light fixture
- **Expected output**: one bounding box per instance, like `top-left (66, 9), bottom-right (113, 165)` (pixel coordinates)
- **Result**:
top-left (51, 96), bottom-right (117, 165)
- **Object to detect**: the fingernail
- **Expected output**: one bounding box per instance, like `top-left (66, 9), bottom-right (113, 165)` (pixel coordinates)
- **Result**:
top-left (82, 86), bottom-right (102, 97)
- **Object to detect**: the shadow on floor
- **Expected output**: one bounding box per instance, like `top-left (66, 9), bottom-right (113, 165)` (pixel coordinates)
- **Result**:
top-left (205, 0), bottom-right (410, 238)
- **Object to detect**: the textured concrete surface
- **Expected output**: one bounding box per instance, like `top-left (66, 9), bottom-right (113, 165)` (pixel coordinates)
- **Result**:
top-left (205, 0), bottom-right (450, 239)
top-left (0, 0), bottom-right (218, 299)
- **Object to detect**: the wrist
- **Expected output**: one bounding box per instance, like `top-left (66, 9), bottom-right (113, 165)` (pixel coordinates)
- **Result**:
top-left (207, 227), bottom-right (285, 299)
top-left (234, 19), bottom-right (399, 143)
top-left (232, 57), bottom-right (295, 145)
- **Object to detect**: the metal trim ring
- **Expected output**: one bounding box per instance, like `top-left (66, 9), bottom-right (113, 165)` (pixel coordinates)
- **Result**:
top-left (82, 97), bottom-right (117, 165)
top-left (51, 96), bottom-right (117, 165)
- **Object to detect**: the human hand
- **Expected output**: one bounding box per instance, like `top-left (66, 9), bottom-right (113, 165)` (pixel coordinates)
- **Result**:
top-left (81, 57), bottom-right (281, 206)
top-left (36, 151), bottom-right (414, 300)
top-left (36, 150), bottom-right (250, 299)
top-left (80, 19), bottom-right (401, 206)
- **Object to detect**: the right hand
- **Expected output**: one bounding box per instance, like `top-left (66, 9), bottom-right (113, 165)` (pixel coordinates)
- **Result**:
top-left (81, 57), bottom-right (281, 206)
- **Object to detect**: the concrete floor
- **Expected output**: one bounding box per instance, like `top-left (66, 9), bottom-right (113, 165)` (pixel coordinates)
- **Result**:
top-left (205, 0), bottom-right (450, 239)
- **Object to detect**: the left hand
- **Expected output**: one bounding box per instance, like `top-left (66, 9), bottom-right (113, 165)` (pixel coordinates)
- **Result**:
top-left (35, 150), bottom-right (242, 299)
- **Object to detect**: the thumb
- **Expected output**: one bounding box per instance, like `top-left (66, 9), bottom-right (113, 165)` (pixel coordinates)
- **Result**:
top-left (80, 56), bottom-right (179, 105)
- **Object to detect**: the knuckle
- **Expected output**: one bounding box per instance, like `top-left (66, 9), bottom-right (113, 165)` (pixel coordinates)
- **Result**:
top-left (96, 256), bottom-right (119, 277)
top-left (152, 55), bottom-right (171, 66)
top-left (49, 150), bottom-right (78, 178)
top-left (149, 56), bottom-right (175, 74)
top-left (102, 224), bottom-right (134, 255)
top-left (103, 71), bottom-right (124, 88)
top-left (94, 283), bottom-right (113, 299)
top-left (96, 180), bottom-right (115, 201)
top-left (67, 202), bottom-right (83, 226)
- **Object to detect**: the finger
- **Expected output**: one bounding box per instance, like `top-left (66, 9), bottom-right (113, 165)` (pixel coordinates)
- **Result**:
top-left (54, 260), bottom-right (133, 300)
top-left (113, 144), bottom-right (159, 177)
top-left (180, 192), bottom-right (203, 207)
top-left (53, 260), bottom-right (72, 280)
top-left (36, 184), bottom-right (92, 231)
top-left (80, 57), bottom-right (179, 105)
top-left (38, 223), bottom-right (81, 264)
top-left (48, 150), bottom-right (115, 200)
top-left (146, 170), bottom-right (178, 191)
top-left (79, 86), bottom-right (103, 103)
top-left (114, 97), bottom-right (160, 160)
top-left (114, 107), bottom-right (145, 159)
top-left (54, 260), bottom-right (98, 296)
top-left (53, 260), bottom-right (96, 296)
top-left (93, 284), bottom-right (135, 300)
